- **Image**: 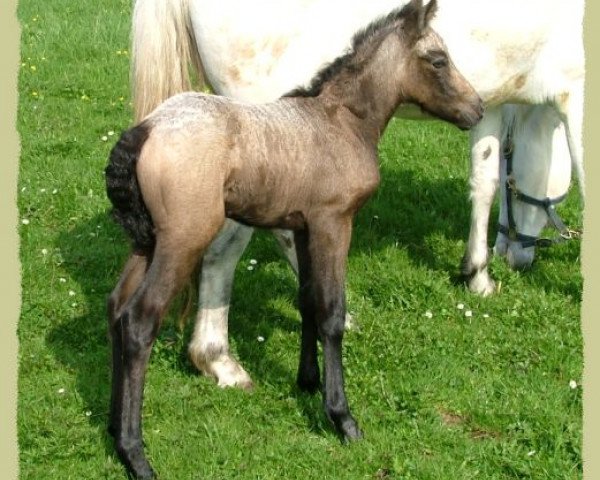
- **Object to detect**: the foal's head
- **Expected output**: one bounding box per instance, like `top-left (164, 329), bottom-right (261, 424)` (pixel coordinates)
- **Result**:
top-left (396, 0), bottom-right (483, 129)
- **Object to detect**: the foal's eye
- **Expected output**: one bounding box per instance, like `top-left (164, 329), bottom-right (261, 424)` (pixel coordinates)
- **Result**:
top-left (431, 57), bottom-right (448, 69)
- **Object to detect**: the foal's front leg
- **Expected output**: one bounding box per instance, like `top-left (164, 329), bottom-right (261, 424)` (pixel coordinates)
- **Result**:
top-left (294, 229), bottom-right (320, 394)
top-left (298, 215), bottom-right (362, 441)
top-left (274, 228), bottom-right (357, 330)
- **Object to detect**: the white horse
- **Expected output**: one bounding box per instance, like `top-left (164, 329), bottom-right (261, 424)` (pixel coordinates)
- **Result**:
top-left (131, 0), bottom-right (585, 389)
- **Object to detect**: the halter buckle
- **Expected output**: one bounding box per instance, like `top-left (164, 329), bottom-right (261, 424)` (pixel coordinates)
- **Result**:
top-left (507, 175), bottom-right (517, 194)
top-left (560, 228), bottom-right (582, 241)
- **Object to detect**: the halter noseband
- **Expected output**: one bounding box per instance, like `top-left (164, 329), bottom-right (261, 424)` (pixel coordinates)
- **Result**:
top-left (497, 141), bottom-right (580, 249)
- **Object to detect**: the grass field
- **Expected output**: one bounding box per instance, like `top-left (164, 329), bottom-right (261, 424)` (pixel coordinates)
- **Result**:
top-left (17, 1), bottom-right (583, 478)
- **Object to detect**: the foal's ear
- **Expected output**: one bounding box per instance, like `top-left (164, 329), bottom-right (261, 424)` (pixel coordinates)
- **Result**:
top-left (402, 0), bottom-right (425, 43)
top-left (423, 0), bottom-right (438, 27)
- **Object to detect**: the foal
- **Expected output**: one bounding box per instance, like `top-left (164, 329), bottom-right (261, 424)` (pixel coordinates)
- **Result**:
top-left (106, 0), bottom-right (482, 477)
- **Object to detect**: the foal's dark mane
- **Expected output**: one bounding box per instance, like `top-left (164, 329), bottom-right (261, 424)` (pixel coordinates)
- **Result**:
top-left (284, 3), bottom-right (416, 98)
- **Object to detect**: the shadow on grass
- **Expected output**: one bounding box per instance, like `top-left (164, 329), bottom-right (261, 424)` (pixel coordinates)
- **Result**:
top-left (352, 167), bottom-right (472, 273)
top-left (518, 242), bottom-right (582, 302)
top-left (44, 212), bottom-right (127, 457)
top-left (46, 213), bottom-right (303, 446)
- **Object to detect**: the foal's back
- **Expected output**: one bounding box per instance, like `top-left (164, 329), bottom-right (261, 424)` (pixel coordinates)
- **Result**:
top-left (137, 92), bottom-right (380, 232)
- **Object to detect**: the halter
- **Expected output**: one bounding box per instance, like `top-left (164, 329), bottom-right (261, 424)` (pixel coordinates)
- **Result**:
top-left (497, 140), bottom-right (580, 249)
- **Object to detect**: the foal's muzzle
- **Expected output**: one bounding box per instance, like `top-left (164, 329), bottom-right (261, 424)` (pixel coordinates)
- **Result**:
top-left (457, 99), bottom-right (484, 130)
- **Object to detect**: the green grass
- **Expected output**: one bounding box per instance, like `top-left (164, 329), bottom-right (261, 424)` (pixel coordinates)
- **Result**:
top-left (17, 1), bottom-right (582, 479)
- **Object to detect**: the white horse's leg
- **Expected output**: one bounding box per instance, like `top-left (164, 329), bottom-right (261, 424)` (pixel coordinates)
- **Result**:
top-left (188, 219), bottom-right (254, 389)
top-left (462, 106), bottom-right (503, 296)
top-left (272, 229), bottom-right (299, 272)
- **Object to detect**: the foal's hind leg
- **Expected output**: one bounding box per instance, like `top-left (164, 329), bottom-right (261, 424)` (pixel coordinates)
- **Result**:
top-left (297, 214), bottom-right (361, 441)
top-left (461, 106), bottom-right (502, 296)
top-left (107, 253), bottom-right (149, 437)
top-left (188, 219), bottom-right (254, 389)
top-left (111, 232), bottom-right (214, 479)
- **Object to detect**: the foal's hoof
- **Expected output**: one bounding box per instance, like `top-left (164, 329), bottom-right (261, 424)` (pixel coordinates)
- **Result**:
top-left (133, 466), bottom-right (155, 480)
top-left (124, 456), bottom-right (155, 480)
top-left (297, 371), bottom-right (321, 394)
top-left (328, 411), bottom-right (363, 442)
top-left (116, 441), bottom-right (155, 479)
top-left (339, 417), bottom-right (363, 442)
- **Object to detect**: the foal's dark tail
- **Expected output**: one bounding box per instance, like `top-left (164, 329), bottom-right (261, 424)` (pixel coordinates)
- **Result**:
top-left (105, 122), bottom-right (156, 253)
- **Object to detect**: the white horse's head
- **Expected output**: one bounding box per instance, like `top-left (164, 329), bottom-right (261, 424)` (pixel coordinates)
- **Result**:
top-left (494, 104), bottom-right (572, 270)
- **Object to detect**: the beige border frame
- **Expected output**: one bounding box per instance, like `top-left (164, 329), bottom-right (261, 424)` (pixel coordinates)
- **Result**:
top-left (1, 0), bottom-right (21, 477)
top-left (582, 1), bottom-right (599, 478)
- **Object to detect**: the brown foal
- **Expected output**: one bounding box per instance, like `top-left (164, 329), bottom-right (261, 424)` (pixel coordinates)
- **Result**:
top-left (105, 0), bottom-right (482, 477)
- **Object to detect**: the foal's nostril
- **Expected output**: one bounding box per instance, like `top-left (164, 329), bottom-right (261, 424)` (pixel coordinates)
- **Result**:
top-left (473, 99), bottom-right (484, 121)
top-left (463, 103), bottom-right (484, 129)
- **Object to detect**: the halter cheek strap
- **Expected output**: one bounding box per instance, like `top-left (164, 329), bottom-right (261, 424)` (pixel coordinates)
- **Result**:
top-left (497, 143), bottom-right (579, 249)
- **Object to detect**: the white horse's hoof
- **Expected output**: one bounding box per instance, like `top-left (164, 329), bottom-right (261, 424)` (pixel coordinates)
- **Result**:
top-left (189, 347), bottom-right (254, 390)
top-left (467, 270), bottom-right (497, 297)
top-left (209, 358), bottom-right (254, 390)
top-left (216, 367), bottom-right (254, 390)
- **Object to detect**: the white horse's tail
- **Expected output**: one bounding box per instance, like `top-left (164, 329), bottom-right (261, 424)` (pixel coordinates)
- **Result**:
top-left (563, 78), bottom-right (586, 201)
top-left (131, 0), bottom-right (204, 121)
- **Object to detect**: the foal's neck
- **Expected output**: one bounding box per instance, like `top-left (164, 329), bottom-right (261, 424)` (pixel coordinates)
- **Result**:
top-left (318, 32), bottom-right (407, 145)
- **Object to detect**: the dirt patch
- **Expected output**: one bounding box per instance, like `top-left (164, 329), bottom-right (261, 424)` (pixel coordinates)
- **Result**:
top-left (438, 406), bottom-right (501, 440)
